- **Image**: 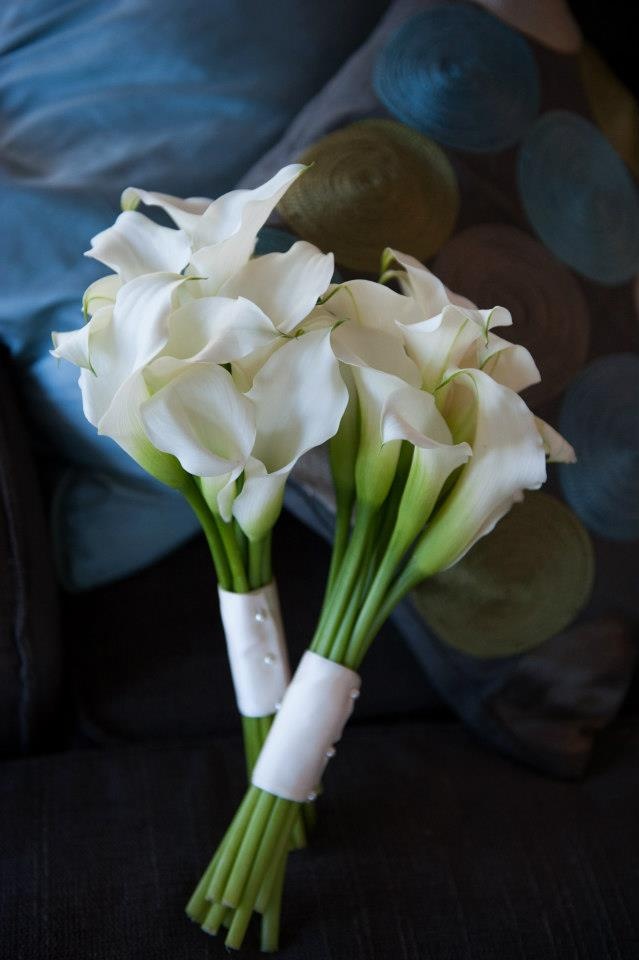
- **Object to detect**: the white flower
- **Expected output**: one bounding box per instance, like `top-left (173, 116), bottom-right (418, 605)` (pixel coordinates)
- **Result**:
top-left (377, 250), bottom-right (575, 575)
top-left (232, 328), bottom-right (349, 539)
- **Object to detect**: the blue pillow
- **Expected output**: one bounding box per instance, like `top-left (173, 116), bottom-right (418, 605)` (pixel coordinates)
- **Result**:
top-left (0, 0), bottom-right (388, 588)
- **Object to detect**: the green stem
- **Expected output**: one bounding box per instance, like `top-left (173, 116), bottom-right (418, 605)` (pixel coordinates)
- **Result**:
top-left (249, 537), bottom-right (264, 590)
top-left (352, 560), bottom-right (422, 669)
top-left (225, 798), bottom-right (294, 949)
top-left (312, 502), bottom-right (377, 659)
top-left (222, 790), bottom-right (276, 908)
top-left (185, 846), bottom-right (222, 922)
top-left (181, 481), bottom-right (232, 590)
top-left (260, 847), bottom-right (288, 952)
top-left (215, 514), bottom-right (250, 593)
top-left (261, 530), bottom-right (273, 584)
top-left (206, 786), bottom-right (260, 903)
top-left (325, 486), bottom-right (354, 599)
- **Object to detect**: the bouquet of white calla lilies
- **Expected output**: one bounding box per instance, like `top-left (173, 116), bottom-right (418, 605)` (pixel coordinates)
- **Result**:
top-left (52, 164), bottom-right (576, 953)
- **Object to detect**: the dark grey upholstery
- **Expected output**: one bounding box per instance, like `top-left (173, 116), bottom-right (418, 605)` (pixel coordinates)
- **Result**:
top-left (2, 722), bottom-right (638, 959)
top-left (0, 346), bottom-right (61, 757)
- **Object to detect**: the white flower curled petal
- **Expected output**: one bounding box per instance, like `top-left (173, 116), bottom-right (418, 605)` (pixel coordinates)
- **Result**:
top-left (189, 164), bottom-right (306, 293)
top-left (85, 211), bottom-right (191, 282)
top-left (140, 360), bottom-right (256, 480)
top-left (95, 369), bottom-right (186, 488)
top-left (120, 186), bottom-right (211, 234)
top-left (323, 279), bottom-right (425, 333)
top-left (383, 248), bottom-right (451, 318)
top-left (331, 321), bottom-right (421, 387)
top-left (400, 304), bottom-right (481, 393)
top-left (478, 332), bottom-right (541, 394)
top-left (79, 272), bottom-right (186, 426)
top-left (232, 328), bottom-right (349, 539)
top-left (219, 241), bottom-right (334, 334)
top-left (380, 384), bottom-right (472, 546)
top-left (51, 305), bottom-right (112, 371)
top-left (410, 367), bottom-right (547, 576)
top-left (162, 296), bottom-right (278, 364)
top-left (248, 326), bottom-right (348, 473)
top-left (535, 416), bottom-right (577, 463)
top-left (232, 457), bottom-right (289, 541)
top-left (82, 275), bottom-right (121, 318)
top-left (351, 366), bottom-right (414, 506)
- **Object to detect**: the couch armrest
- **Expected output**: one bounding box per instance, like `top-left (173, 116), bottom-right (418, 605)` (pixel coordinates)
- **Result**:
top-left (0, 345), bottom-right (61, 755)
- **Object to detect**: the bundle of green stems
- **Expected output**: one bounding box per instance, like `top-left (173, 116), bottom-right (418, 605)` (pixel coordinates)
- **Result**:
top-left (185, 439), bottom-right (432, 951)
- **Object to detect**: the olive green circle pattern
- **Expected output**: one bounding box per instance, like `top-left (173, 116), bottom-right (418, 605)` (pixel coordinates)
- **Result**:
top-left (410, 492), bottom-right (595, 659)
top-left (278, 118), bottom-right (459, 273)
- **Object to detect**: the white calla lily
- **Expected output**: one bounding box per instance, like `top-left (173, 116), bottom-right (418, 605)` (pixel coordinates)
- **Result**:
top-left (407, 366), bottom-right (547, 578)
top-left (322, 279), bottom-right (424, 332)
top-left (351, 367), bottom-right (416, 507)
top-left (85, 210), bottom-right (191, 282)
top-left (535, 416), bottom-right (577, 463)
top-left (79, 272), bottom-right (187, 427)
top-left (233, 327), bottom-right (349, 540)
top-left (51, 305), bottom-right (112, 372)
top-left (96, 369), bottom-right (186, 487)
top-left (160, 296), bottom-right (278, 364)
top-left (477, 331), bottom-right (541, 393)
top-left (379, 384), bottom-right (472, 553)
top-left (120, 187), bottom-right (211, 233)
top-left (140, 361), bottom-right (256, 513)
top-left (189, 164), bottom-right (306, 293)
top-left (82, 274), bottom-right (121, 318)
top-left (219, 241), bottom-right (334, 333)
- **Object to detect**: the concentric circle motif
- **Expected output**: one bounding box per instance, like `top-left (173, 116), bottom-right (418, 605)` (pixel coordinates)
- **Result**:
top-left (433, 224), bottom-right (590, 408)
top-left (518, 111), bottom-right (639, 285)
top-left (410, 492), bottom-right (595, 659)
top-left (374, 5), bottom-right (540, 153)
top-left (278, 119), bottom-right (459, 273)
top-left (558, 353), bottom-right (639, 542)
top-left (579, 43), bottom-right (639, 179)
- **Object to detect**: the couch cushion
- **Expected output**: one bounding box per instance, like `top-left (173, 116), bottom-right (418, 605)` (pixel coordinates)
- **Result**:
top-left (0, 346), bottom-right (61, 756)
top-left (2, 718), bottom-right (638, 959)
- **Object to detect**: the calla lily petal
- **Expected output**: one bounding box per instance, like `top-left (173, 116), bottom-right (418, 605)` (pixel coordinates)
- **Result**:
top-left (535, 416), bottom-right (577, 462)
top-left (477, 332), bottom-right (541, 394)
top-left (232, 328), bottom-right (348, 539)
top-left (219, 241), bottom-right (334, 334)
top-left (140, 361), bottom-right (256, 480)
top-left (410, 366), bottom-right (546, 576)
top-left (383, 248), bottom-right (451, 317)
top-left (85, 211), bottom-right (191, 282)
top-left (331, 321), bottom-right (421, 387)
top-left (248, 327), bottom-right (348, 474)
top-left (162, 296), bottom-right (277, 364)
top-left (401, 304), bottom-right (480, 392)
top-left (51, 305), bottom-right (112, 371)
top-left (190, 165), bottom-right (306, 291)
top-left (381, 384), bottom-right (472, 551)
top-left (82, 275), bottom-right (121, 318)
top-left (232, 457), bottom-right (289, 541)
top-left (324, 279), bottom-right (425, 332)
top-left (96, 370), bottom-right (186, 488)
top-left (80, 272), bottom-right (186, 426)
top-left (121, 187), bottom-right (211, 234)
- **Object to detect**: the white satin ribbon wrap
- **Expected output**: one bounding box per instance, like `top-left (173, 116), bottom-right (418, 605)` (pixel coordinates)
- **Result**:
top-left (218, 583), bottom-right (290, 718)
top-left (251, 650), bottom-right (361, 802)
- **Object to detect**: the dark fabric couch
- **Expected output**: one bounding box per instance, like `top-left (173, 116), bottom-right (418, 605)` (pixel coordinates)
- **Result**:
top-left (2, 346), bottom-right (639, 960)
